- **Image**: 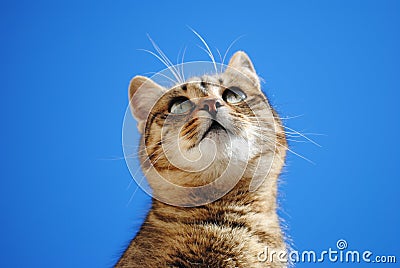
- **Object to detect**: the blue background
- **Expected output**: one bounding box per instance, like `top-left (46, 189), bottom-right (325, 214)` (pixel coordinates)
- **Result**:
top-left (1, 0), bottom-right (399, 267)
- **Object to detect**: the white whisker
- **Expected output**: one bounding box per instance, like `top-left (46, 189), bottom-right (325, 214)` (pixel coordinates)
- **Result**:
top-left (147, 34), bottom-right (183, 83)
top-left (215, 47), bottom-right (223, 70)
top-left (180, 46), bottom-right (187, 82)
top-left (188, 27), bottom-right (218, 74)
top-left (143, 71), bottom-right (179, 86)
top-left (252, 129), bottom-right (315, 164)
top-left (282, 125), bottom-right (322, 147)
top-left (222, 35), bottom-right (245, 71)
top-left (138, 48), bottom-right (181, 84)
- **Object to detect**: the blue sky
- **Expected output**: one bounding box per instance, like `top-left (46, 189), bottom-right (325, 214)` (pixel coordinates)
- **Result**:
top-left (1, 0), bottom-right (399, 267)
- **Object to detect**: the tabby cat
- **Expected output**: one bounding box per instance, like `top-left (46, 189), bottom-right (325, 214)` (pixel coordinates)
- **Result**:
top-left (116, 51), bottom-right (288, 267)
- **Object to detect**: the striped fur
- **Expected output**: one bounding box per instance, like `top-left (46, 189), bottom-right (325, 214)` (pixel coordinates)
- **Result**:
top-left (116, 52), bottom-right (288, 267)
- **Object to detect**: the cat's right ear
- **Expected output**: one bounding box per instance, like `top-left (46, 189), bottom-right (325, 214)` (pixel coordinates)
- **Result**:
top-left (226, 51), bottom-right (260, 88)
top-left (129, 76), bottom-right (164, 134)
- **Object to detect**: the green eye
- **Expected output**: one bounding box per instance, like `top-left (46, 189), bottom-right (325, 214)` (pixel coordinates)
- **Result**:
top-left (169, 98), bottom-right (193, 114)
top-left (222, 87), bottom-right (246, 104)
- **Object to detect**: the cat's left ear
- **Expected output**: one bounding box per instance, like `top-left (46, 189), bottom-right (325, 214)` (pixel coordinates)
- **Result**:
top-left (227, 51), bottom-right (260, 86)
top-left (129, 76), bottom-right (165, 133)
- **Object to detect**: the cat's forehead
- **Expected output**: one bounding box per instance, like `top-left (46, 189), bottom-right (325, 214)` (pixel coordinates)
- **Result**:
top-left (166, 75), bottom-right (224, 98)
top-left (157, 65), bottom-right (261, 105)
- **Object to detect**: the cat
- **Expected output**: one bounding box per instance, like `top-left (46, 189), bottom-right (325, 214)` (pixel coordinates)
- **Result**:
top-left (116, 51), bottom-right (288, 267)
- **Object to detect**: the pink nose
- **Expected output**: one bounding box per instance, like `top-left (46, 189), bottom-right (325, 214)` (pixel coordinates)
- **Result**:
top-left (198, 98), bottom-right (221, 116)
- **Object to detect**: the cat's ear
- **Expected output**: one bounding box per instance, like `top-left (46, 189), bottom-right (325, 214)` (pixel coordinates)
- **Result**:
top-left (227, 51), bottom-right (259, 85)
top-left (129, 76), bottom-right (165, 133)
top-left (228, 51), bottom-right (256, 73)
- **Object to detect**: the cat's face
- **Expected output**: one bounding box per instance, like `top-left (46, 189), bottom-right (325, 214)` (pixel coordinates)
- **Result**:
top-left (129, 52), bottom-right (286, 192)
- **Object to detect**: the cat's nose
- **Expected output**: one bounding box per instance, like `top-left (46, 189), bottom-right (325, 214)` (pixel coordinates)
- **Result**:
top-left (199, 98), bottom-right (222, 117)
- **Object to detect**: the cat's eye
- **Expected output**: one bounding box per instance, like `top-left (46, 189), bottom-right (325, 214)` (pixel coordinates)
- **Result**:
top-left (169, 98), bottom-right (193, 114)
top-left (222, 87), bottom-right (246, 104)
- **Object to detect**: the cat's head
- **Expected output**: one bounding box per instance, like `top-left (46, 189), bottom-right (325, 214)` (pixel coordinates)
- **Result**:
top-left (128, 51), bottom-right (286, 204)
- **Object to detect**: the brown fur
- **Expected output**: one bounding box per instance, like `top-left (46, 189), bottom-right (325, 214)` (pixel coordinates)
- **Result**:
top-left (116, 52), bottom-right (288, 267)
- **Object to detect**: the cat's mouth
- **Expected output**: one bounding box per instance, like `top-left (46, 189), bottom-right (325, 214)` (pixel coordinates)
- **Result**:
top-left (199, 121), bottom-right (226, 142)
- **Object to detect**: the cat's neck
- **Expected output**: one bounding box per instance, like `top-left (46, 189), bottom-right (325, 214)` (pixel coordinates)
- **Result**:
top-left (150, 175), bottom-right (280, 222)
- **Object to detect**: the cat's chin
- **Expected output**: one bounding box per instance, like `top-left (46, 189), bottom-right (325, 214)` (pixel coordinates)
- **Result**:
top-left (198, 134), bottom-right (252, 163)
top-left (199, 130), bottom-right (228, 147)
top-left (199, 121), bottom-right (227, 142)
